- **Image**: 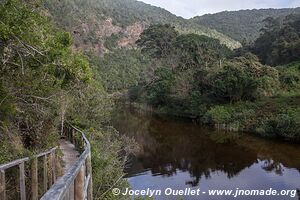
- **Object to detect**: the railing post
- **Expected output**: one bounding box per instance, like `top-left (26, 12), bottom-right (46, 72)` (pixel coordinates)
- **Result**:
top-left (0, 170), bottom-right (6, 200)
top-left (49, 153), bottom-right (54, 187)
top-left (19, 162), bottom-right (26, 200)
top-left (43, 155), bottom-right (48, 193)
top-left (31, 158), bottom-right (38, 200)
top-left (52, 151), bottom-right (56, 183)
top-left (74, 165), bottom-right (85, 200)
top-left (86, 153), bottom-right (93, 200)
top-left (72, 129), bottom-right (75, 145)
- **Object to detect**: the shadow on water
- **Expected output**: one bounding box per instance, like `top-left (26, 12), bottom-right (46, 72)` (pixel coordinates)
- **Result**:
top-left (112, 104), bottom-right (300, 199)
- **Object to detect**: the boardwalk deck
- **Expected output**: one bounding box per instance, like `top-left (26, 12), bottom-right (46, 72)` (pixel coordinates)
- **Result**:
top-left (58, 139), bottom-right (79, 200)
top-left (59, 139), bottom-right (79, 172)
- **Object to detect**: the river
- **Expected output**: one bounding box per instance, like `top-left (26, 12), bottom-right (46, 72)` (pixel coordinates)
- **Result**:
top-left (112, 105), bottom-right (300, 200)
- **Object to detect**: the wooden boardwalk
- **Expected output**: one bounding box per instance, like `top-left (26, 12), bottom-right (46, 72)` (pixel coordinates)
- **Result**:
top-left (0, 125), bottom-right (93, 200)
top-left (59, 139), bottom-right (79, 172)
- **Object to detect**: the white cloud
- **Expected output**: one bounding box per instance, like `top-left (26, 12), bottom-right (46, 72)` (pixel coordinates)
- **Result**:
top-left (138, 0), bottom-right (300, 18)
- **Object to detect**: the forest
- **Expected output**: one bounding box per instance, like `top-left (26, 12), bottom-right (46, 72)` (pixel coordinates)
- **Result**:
top-left (192, 8), bottom-right (300, 43)
top-left (0, 0), bottom-right (300, 199)
top-left (129, 15), bottom-right (300, 140)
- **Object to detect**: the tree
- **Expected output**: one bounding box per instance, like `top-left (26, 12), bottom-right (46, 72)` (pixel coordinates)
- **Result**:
top-left (252, 14), bottom-right (300, 65)
top-left (146, 67), bottom-right (175, 106)
top-left (174, 34), bottom-right (231, 70)
top-left (137, 24), bottom-right (178, 58)
top-left (0, 0), bottom-right (92, 153)
top-left (210, 54), bottom-right (279, 103)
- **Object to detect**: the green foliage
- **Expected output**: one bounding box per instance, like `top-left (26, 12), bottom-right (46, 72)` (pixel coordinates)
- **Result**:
top-left (90, 49), bottom-right (149, 92)
top-left (104, 33), bottom-right (122, 50)
top-left (212, 65), bottom-right (258, 102)
top-left (263, 114), bottom-right (300, 139)
top-left (251, 14), bottom-right (300, 66)
top-left (86, 128), bottom-right (130, 199)
top-left (205, 106), bottom-right (232, 124)
top-left (132, 22), bottom-right (300, 141)
top-left (146, 67), bottom-right (175, 106)
top-left (44, 0), bottom-right (241, 49)
top-left (0, 1), bottom-right (133, 199)
top-left (192, 8), bottom-right (300, 43)
top-left (277, 61), bottom-right (300, 91)
top-left (137, 24), bottom-right (178, 58)
top-left (210, 54), bottom-right (280, 103)
top-left (175, 34), bottom-right (231, 69)
top-left (0, 0), bottom-right (91, 153)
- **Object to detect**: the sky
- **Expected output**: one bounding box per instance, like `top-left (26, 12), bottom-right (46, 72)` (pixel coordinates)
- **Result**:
top-left (138, 0), bottom-right (300, 18)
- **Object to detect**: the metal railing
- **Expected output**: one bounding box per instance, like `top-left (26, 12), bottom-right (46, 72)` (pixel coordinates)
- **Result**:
top-left (0, 124), bottom-right (93, 200)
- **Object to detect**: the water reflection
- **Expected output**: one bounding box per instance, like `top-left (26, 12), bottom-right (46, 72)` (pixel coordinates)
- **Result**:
top-left (112, 105), bottom-right (300, 199)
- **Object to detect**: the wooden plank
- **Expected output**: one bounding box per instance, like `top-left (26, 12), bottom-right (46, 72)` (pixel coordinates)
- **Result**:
top-left (84, 175), bottom-right (90, 200)
top-left (0, 170), bottom-right (6, 200)
top-left (19, 162), bottom-right (26, 200)
top-left (43, 155), bottom-right (48, 193)
top-left (74, 165), bottom-right (85, 200)
top-left (63, 188), bottom-right (69, 200)
top-left (36, 147), bottom-right (57, 158)
top-left (49, 153), bottom-right (53, 186)
top-left (31, 158), bottom-right (38, 200)
top-left (52, 151), bottom-right (56, 183)
top-left (86, 154), bottom-right (93, 200)
top-left (0, 158), bottom-right (29, 171)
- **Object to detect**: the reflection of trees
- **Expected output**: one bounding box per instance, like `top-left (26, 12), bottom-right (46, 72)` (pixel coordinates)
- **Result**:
top-left (114, 106), bottom-right (300, 187)
top-left (261, 160), bottom-right (284, 175)
top-left (137, 130), bottom-right (257, 187)
top-left (116, 109), bottom-right (257, 186)
top-left (237, 136), bottom-right (300, 173)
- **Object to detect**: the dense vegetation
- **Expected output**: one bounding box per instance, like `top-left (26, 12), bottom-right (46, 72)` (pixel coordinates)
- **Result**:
top-left (129, 18), bottom-right (300, 141)
top-left (43, 0), bottom-right (241, 50)
top-left (0, 0), bottom-right (133, 199)
top-left (191, 8), bottom-right (300, 43)
top-left (250, 14), bottom-right (300, 66)
top-left (1, 0), bottom-right (300, 199)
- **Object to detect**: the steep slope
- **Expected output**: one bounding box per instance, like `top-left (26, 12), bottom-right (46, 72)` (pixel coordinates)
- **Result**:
top-left (43, 0), bottom-right (241, 53)
top-left (191, 8), bottom-right (300, 43)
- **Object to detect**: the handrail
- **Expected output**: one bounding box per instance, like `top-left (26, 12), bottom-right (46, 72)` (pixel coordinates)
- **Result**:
top-left (0, 147), bottom-right (57, 171)
top-left (41, 124), bottom-right (93, 200)
top-left (0, 124), bottom-right (93, 200)
top-left (0, 147), bottom-right (58, 200)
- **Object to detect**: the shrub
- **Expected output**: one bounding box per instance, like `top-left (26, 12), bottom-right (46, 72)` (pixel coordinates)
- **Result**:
top-left (205, 106), bottom-right (233, 124)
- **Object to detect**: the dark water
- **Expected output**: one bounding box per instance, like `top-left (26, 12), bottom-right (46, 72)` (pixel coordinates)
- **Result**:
top-left (112, 105), bottom-right (300, 200)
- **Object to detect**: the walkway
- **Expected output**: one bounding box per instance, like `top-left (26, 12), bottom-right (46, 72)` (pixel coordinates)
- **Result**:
top-left (59, 139), bottom-right (79, 172)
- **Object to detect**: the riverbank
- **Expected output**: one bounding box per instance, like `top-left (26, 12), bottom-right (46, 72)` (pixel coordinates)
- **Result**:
top-left (128, 94), bottom-right (300, 142)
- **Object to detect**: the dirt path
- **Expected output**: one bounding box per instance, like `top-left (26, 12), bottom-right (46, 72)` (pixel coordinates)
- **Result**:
top-left (59, 139), bottom-right (79, 172)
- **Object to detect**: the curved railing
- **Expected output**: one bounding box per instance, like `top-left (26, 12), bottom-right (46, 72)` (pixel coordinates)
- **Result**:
top-left (0, 124), bottom-right (93, 200)
top-left (41, 124), bottom-right (93, 200)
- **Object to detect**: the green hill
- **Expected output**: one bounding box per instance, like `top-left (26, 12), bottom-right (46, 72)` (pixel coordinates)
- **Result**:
top-left (191, 8), bottom-right (300, 43)
top-left (43, 0), bottom-right (241, 50)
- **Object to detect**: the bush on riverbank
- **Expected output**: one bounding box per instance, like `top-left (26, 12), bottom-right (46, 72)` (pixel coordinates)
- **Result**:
top-left (202, 97), bottom-right (300, 140)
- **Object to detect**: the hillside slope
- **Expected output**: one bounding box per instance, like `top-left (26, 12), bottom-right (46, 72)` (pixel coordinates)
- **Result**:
top-left (43, 0), bottom-right (241, 53)
top-left (191, 8), bottom-right (300, 43)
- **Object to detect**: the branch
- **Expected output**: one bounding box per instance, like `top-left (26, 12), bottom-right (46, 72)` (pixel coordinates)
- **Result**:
top-left (99, 175), bottom-right (125, 198)
top-left (13, 35), bottom-right (45, 56)
top-left (16, 50), bottom-right (24, 75)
